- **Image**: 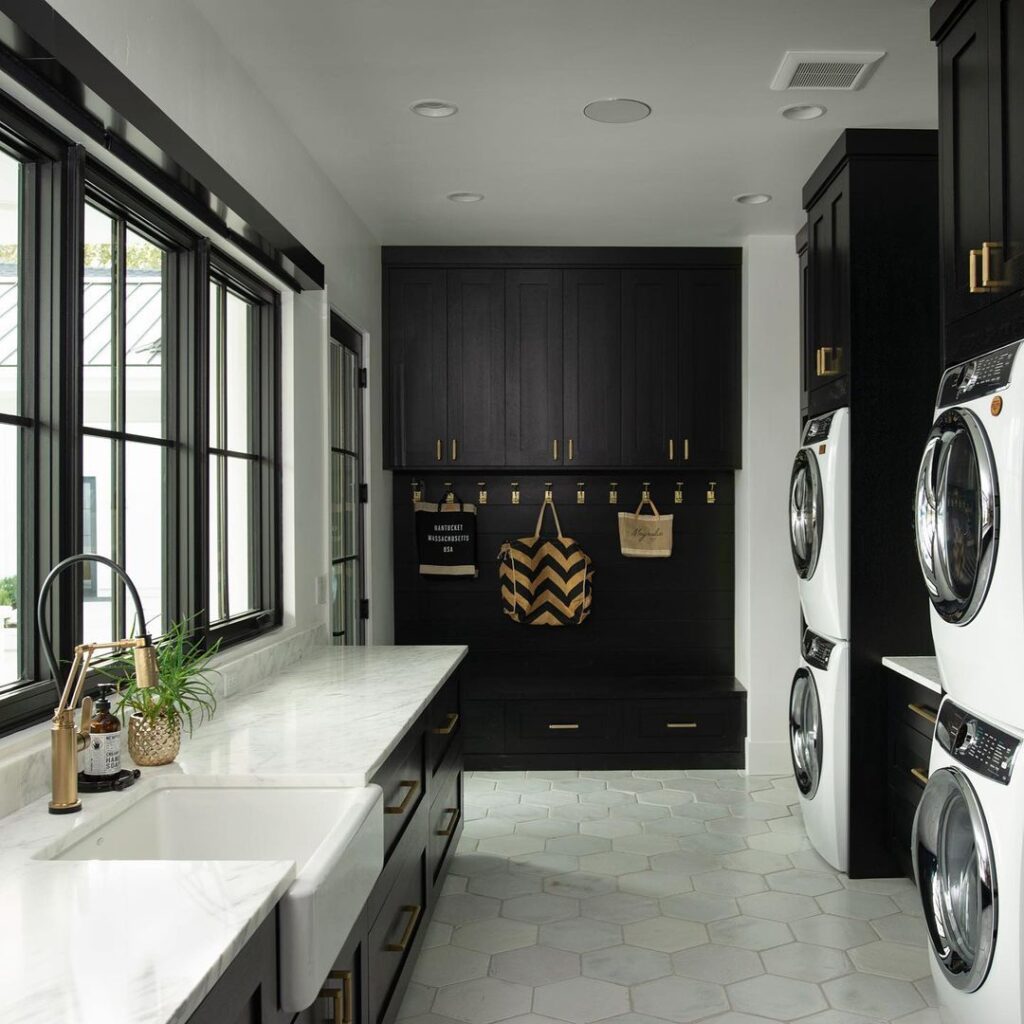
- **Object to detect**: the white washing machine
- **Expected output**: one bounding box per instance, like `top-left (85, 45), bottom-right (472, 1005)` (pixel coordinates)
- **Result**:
top-left (789, 407), bottom-right (850, 641)
top-left (914, 340), bottom-right (1024, 725)
top-left (789, 628), bottom-right (849, 872)
top-left (912, 696), bottom-right (1024, 1023)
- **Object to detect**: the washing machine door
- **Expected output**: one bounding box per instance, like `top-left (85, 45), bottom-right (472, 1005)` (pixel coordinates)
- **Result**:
top-left (912, 767), bottom-right (997, 992)
top-left (789, 668), bottom-right (822, 799)
top-left (915, 408), bottom-right (998, 625)
top-left (790, 448), bottom-right (823, 580)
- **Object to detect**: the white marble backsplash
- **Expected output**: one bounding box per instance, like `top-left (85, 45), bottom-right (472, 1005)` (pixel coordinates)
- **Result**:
top-left (0, 621), bottom-right (327, 821)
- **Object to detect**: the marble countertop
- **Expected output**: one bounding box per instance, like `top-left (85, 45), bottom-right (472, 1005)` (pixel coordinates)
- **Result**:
top-left (0, 644), bottom-right (467, 1024)
top-left (882, 655), bottom-right (944, 696)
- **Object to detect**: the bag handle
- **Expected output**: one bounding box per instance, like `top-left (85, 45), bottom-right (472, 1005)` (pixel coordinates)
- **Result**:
top-left (634, 495), bottom-right (661, 517)
top-left (531, 497), bottom-right (564, 540)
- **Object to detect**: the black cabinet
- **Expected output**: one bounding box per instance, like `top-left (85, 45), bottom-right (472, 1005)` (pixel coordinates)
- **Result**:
top-left (933, 0), bottom-right (1024, 358)
top-left (796, 226), bottom-right (809, 413)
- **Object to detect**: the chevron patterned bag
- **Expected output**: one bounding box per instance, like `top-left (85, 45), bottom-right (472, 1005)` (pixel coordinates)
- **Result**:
top-left (498, 498), bottom-right (594, 625)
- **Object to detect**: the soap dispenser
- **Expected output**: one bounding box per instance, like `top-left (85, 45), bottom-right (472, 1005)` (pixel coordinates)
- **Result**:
top-left (84, 683), bottom-right (122, 778)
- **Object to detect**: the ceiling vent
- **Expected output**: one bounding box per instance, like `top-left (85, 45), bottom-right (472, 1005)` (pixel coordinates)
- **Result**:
top-left (771, 50), bottom-right (886, 91)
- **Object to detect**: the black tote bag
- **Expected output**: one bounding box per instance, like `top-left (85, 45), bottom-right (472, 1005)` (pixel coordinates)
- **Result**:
top-left (415, 499), bottom-right (478, 577)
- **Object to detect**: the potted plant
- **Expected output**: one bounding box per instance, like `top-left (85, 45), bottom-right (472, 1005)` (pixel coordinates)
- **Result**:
top-left (0, 576), bottom-right (15, 651)
top-left (114, 619), bottom-right (220, 766)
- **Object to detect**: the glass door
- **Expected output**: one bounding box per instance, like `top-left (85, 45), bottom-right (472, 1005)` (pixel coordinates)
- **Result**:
top-left (789, 667), bottom-right (822, 798)
top-left (790, 449), bottom-right (822, 580)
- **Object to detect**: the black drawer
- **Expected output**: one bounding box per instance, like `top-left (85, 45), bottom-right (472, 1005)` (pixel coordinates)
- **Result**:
top-left (505, 699), bottom-right (619, 753)
top-left (426, 673), bottom-right (462, 775)
top-left (292, 928), bottom-right (363, 1024)
top-left (428, 760), bottom-right (463, 885)
top-left (464, 699), bottom-right (504, 754)
top-left (627, 698), bottom-right (745, 752)
top-left (900, 697), bottom-right (939, 741)
top-left (367, 850), bottom-right (427, 1024)
top-left (373, 731), bottom-right (426, 861)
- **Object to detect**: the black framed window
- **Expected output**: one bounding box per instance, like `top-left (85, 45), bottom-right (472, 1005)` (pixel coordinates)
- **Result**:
top-left (329, 313), bottom-right (364, 645)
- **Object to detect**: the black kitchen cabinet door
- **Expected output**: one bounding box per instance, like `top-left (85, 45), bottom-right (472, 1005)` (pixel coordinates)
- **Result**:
top-left (937, 0), bottom-right (996, 323)
top-left (621, 269), bottom-right (680, 467)
top-left (564, 269), bottom-right (622, 467)
top-left (797, 228), bottom-right (810, 415)
top-left (387, 269), bottom-right (446, 467)
top-left (681, 268), bottom-right (741, 469)
top-left (447, 269), bottom-right (505, 467)
top-left (992, 0), bottom-right (1024, 300)
top-left (505, 269), bottom-right (563, 467)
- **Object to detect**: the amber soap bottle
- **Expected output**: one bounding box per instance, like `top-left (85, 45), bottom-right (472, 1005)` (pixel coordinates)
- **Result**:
top-left (85, 683), bottom-right (122, 778)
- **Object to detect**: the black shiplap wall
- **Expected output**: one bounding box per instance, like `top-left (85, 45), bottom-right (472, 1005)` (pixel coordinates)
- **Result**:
top-left (393, 472), bottom-right (734, 683)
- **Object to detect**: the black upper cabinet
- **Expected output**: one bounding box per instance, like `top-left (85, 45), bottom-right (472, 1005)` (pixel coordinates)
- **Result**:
top-left (621, 269), bottom-right (680, 467)
top-left (683, 269), bottom-right (742, 469)
top-left (563, 269), bottom-right (623, 468)
top-left (386, 269), bottom-right (447, 467)
top-left (797, 226), bottom-right (810, 414)
top-left (933, 0), bottom-right (1024, 356)
top-left (505, 269), bottom-right (563, 467)
top-left (447, 269), bottom-right (506, 466)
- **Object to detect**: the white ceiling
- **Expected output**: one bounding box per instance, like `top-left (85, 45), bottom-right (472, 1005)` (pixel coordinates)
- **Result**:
top-left (190, 0), bottom-right (937, 246)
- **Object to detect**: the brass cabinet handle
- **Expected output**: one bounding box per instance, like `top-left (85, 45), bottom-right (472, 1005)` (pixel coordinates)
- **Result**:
top-left (982, 241), bottom-right (1008, 289)
top-left (816, 347), bottom-right (823, 376)
top-left (568, 438), bottom-right (575, 461)
top-left (435, 439), bottom-right (442, 461)
top-left (433, 712), bottom-right (459, 735)
top-left (907, 703), bottom-right (937, 726)
top-left (318, 970), bottom-right (353, 1024)
top-left (553, 439), bottom-right (558, 461)
top-left (385, 779), bottom-right (419, 815)
top-left (970, 248), bottom-right (987, 294)
top-left (684, 438), bottom-right (689, 461)
top-left (385, 904), bottom-right (422, 952)
top-left (911, 767), bottom-right (929, 786)
top-left (666, 722), bottom-right (697, 729)
top-left (437, 806), bottom-right (460, 837)
top-left (816, 347), bottom-right (843, 377)
top-left (669, 438), bottom-right (675, 461)
top-left (548, 723), bottom-right (579, 730)
top-left (451, 438), bottom-right (458, 461)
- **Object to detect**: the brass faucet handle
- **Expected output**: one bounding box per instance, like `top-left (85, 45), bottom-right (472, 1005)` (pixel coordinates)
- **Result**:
top-left (77, 696), bottom-right (94, 750)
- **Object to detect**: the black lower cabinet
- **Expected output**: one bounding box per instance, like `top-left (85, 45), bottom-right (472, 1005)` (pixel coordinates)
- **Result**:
top-left (187, 668), bottom-right (464, 1024)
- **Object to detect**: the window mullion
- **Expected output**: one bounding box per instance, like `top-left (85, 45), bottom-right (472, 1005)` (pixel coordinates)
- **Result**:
top-left (113, 215), bottom-right (127, 638)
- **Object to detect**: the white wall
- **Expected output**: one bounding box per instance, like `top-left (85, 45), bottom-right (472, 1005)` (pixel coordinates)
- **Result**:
top-left (48, 0), bottom-right (394, 644)
top-left (736, 235), bottom-right (801, 775)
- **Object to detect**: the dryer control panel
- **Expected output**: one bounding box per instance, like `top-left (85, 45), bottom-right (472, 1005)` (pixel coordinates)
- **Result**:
top-left (938, 340), bottom-right (1021, 408)
top-left (801, 630), bottom-right (834, 671)
top-left (937, 699), bottom-right (1022, 785)
top-left (802, 412), bottom-right (835, 445)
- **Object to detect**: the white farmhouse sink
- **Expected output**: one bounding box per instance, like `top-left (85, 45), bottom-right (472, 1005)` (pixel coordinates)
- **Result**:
top-left (38, 777), bottom-right (383, 1012)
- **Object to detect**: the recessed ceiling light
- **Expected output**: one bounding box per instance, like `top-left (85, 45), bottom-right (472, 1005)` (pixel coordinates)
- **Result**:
top-left (411, 99), bottom-right (458, 118)
top-left (734, 193), bottom-right (773, 205)
top-left (447, 192), bottom-right (484, 203)
top-left (781, 103), bottom-right (827, 121)
top-left (583, 98), bottom-right (652, 124)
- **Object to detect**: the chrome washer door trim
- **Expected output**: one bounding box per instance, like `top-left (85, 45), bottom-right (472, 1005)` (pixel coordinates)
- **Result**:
top-left (789, 668), bottom-right (822, 799)
top-left (912, 767), bottom-right (997, 992)
top-left (790, 448), bottom-right (823, 580)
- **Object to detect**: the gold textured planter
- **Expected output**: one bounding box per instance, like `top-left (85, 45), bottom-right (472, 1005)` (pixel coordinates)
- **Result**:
top-left (127, 713), bottom-right (181, 766)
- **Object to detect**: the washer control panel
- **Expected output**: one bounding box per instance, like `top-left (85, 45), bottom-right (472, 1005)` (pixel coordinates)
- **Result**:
top-left (937, 699), bottom-right (1021, 785)
top-left (937, 340), bottom-right (1021, 408)
top-left (802, 412), bottom-right (835, 445)
top-left (802, 630), bottom-right (834, 671)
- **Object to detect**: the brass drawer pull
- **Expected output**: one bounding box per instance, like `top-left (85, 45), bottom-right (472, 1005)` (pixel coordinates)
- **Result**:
top-left (435, 439), bottom-right (442, 461)
top-left (433, 712), bottom-right (460, 735)
top-left (548, 723), bottom-right (579, 730)
top-left (983, 241), bottom-right (1008, 288)
top-left (553, 438), bottom-right (558, 461)
top-left (319, 969), bottom-right (353, 1024)
top-left (451, 438), bottom-right (458, 461)
top-left (907, 703), bottom-right (937, 726)
top-left (437, 806), bottom-right (460, 837)
top-left (970, 248), bottom-right (987, 294)
top-left (386, 904), bottom-right (422, 952)
top-left (911, 767), bottom-right (929, 786)
top-left (666, 722), bottom-right (697, 729)
top-left (568, 438), bottom-right (575, 461)
top-left (385, 779), bottom-right (419, 815)
top-left (669, 438), bottom-right (675, 461)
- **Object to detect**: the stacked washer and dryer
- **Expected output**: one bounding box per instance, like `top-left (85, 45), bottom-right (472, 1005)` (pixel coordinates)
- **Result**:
top-left (788, 407), bottom-right (851, 873)
top-left (910, 340), bottom-right (1024, 1023)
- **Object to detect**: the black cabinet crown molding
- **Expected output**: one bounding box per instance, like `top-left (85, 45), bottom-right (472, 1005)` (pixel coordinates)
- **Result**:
top-left (931, 0), bottom-right (975, 38)
top-left (383, 246), bottom-right (742, 268)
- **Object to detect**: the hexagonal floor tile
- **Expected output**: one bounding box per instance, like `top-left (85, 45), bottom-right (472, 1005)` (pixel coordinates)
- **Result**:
top-left (477, 836), bottom-right (547, 857)
top-left (761, 941), bottom-right (851, 983)
top-left (722, 849), bottom-right (792, 874)
top-left (545, 835), bottom-right (612, 856)
top-left (848, 940), bottom-right (930, 981)
top-left (550, 778), bottom-right (608, 794)
top-left (468, 873), bottom-right (543, 900)
top-left (738, 891), bottom-right (819, 922)
top-left (581, 945), bottom-right (671, 985)
top-left (539, 917), bottom-right (622, 953)
top-left (578, 851), bottom-right (649, 876)
top-left (509, 852), bottom-right (580, 877)
top-left (516, 819), bottom-right (583, 840)
top-left (708, 915), bottom-right (793, 951)
top-left (791, 913), bottom-right (880, 951)
top-left (631, 976), bottom-right (729, 1023)
top-left (605, 778), bottom-right (664, 794)
top-left (413, 945), bottom-right (489, 987)
top-left (611, 834), bottom-right (680, 856)
top-left (609, 803), bottom-right (671, 821)
top-left (671, 943), bottom-right (763, 984)
top-left (649, 850), bottom-right (721, 875)
top-left (618, 871), bottom-right (694, 898)
top-left (544, 872), bottom-right (618, 900)
top-left (747, 833), bottom-right (812, 855)
top-left (637, 789), bottom-right (697, 807)
top-left (581, 891), bottom-right (660, 924)
top-left (490, 945), bottom-right (581, 987)
top-left (643, 816), bottom-right (707, 837)
top-left (501, 893), bottom-right (578, 924)
top-left (692, 870), bottom-right (767, 897)
top-left (817, 890), bottom-right (899, 921)
top-left (580, 789), bottom-right (636, 807)
top-left (451, 917), bottom-right (538, 954)
top-left (534, 977), bottom-right (630, 1024)
top-left (433, 893), bottom-right (501, 926)
top-left (622, 916), bottom-right (707, 952)
top-left (450, 853), bottom-right (509, 878)
top-left (550, 803), bottom-right (610, 822)
top-left (767, 869), bottom-right (842, 896)
top-left (580, 819), bottom-right (644, 839)
top-left (396, 982), bottom-right (435, 1019)
top-left (496, 778), bottom-right (553, 794)
top-left (706, 816), bottom-right (769, 837)
top-left (660, 891), bottom-right (739, 923)
top-left (433, 978), bottom-right (533, 1024)
top-left (496, 804), bottom-right (553, 823)
top-left (678, 833), bottom-right (748, 856)
top-left (727, 974), bottom-right (827, 1020)
top-left (870, 913), bottom-right (927, 947)
top-left (822, 973), bottom-right (926, 1019)
top-left (463, 818), bottom-right (518, 840)
top-left (669, 801), bottom-right (731, 821)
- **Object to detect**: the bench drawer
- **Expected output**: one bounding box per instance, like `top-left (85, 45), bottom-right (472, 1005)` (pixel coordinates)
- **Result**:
top-left (505, 700), bottom-right (619, 753)
top-left (627, 699), bottom-right (745, 752)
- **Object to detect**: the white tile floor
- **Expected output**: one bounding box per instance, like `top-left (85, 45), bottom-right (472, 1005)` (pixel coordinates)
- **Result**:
top-left (398, 770), bottom-right (939, 1024)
